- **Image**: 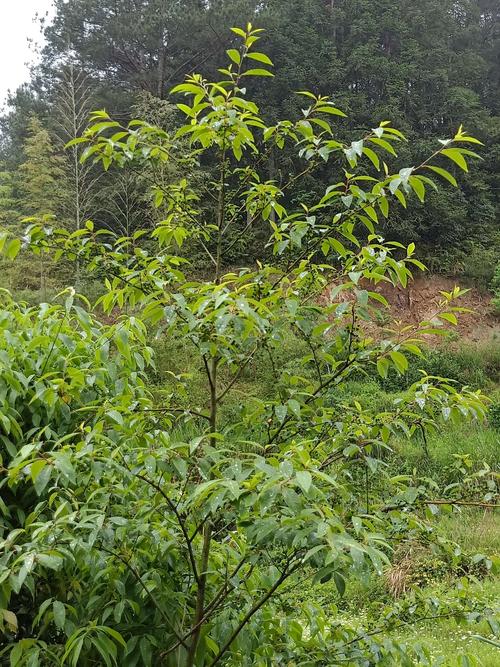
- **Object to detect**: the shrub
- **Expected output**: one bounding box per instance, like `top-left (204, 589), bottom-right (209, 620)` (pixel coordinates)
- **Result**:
top-left (489, 402), bottom-right (500, 431)
top-left (492, 261), bottom-right (500, 315)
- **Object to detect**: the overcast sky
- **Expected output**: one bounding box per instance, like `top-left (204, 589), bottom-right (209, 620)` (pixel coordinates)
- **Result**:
top-left (0, 0), bottom-right (55, 108)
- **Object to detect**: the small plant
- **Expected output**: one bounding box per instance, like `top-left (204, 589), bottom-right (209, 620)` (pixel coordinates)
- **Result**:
top-left (489, 402), bottom-right (500, 431)
top-left (492, 260), bottom-right (500, 315)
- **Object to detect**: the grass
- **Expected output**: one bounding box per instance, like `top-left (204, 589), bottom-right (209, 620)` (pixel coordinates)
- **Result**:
top-left (390, 421), bottom-right (499, 481)
top-left (394, 576), bottom-right (500, 665)
top-left (438, 509), bottom-right (500, 557)
top-left (280, 393), bottom-right (500, 665)
top-left (396, 618), bottom-right (500, 666)
top-left (397, 515), bottom-right (500, 665)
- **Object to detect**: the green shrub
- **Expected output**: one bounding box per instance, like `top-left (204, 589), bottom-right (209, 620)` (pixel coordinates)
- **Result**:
top-left (489, 402), bottom-right (500, 431)
top-left (461, 243), bottom-right (499, 289)
top-left (492, 260), bottom-right (500, 315)
top-left (379, 344), bottom-right (499, 392)
top-left (0, 291), bottom-right (151, 531)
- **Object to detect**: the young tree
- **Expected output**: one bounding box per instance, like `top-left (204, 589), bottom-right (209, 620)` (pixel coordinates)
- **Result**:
top-left (0, 166), bottom-right (21, 228)
top-left (1, 26), bottom-right (497, 667)
top-left (54, 65), bottom-right (98, 231)
top-left (53, 64), bottom-right (103, 284)
top-left (0, 166), bottom-right (23, 291)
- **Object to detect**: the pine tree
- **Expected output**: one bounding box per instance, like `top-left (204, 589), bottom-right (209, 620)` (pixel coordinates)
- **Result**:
top-left (16, 117), bottom-right (67, 296)
top-left (18, 116), bottom-right (66, 218)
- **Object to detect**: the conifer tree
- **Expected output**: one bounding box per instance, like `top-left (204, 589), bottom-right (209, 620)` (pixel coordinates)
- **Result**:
top-left (16, 117), bottom-right (66, 295)
top-left (18, 116), bottom-right (66, 219)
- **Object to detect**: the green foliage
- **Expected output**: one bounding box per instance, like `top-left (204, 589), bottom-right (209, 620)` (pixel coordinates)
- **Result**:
top-left (0, 290), bottom-right (152, 663)
top-left (492, 261), bottom-right (500, 314)
top-left (0, 288), bottom-right (151, 509)
top-left (0, 26), bottom-right (498, 667)
top-left (18, 116), bottom-right (66, 218)
top-left (0, 0), bottom-right (499, 268)
top-left (489, 402), bottom-right (500, 431)
top-left (0, 116), bottom-right (70, 296)
top-left (378, 343), bottom-right (500, 392)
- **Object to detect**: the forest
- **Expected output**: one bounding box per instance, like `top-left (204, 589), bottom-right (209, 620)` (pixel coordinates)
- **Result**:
top-left (0, 1), bottom-right (499, 666)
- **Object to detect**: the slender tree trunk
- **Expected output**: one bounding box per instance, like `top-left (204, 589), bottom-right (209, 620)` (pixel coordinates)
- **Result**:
top-left (185, 356), bottom-right (217, 666)
top-left (268, 148), bottom-right (277, 225)
top-left (157, 36), bottom-right (167, 98)
top-left (54, 62), bottom-right (95, 288)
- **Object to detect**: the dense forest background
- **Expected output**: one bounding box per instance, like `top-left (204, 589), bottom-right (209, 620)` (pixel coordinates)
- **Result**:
top-left (0, 0), bottom-right (499, 287)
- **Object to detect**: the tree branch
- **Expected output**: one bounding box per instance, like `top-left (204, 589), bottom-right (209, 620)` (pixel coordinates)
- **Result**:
top-left (137, 473), bottom-right (200, 585)
top-left (100, 546), bottom-right (188, 649)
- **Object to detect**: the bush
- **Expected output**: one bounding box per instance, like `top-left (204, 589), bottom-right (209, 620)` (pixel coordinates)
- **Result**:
top-left (461, 243), bottom-right (499, 290)
top-left (492, 260), bottom-right (500, 315)
top-left (0, 291), bottom-right (151, 528)
top-left (378, 344), bottom-right (499, 392)
top-left (489, 402), bottom-right (500, 431)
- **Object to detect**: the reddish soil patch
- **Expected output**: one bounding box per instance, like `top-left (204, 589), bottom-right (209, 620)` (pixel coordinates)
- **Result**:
top-left (370, 276), bottom-right (499, 344)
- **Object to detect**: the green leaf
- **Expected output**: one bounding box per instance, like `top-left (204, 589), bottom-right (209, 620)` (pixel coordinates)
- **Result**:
top-left (378, 196), bottom-right (389, 218)
top-left (2, 609), bottom-right (18, 632)
top-left (71, 638), bottom-right (84, 667)
top-left (393, 189), bottom-right (407, 208)
top-left (99, 626), bottom-right (127, 648)
top-left (53, 601), bottom-right (66, 630)
top-left (316, 106), bottom-right (347, 117)
top-left (424, 165), bottom-right (457, 187)
top-left (30, 459), bottom-right (47, 484)
top-left (296, 470), bottom-right (312, 494)
top-left (154, 190), bottom-right (164, 207)
top-left (242, 68), bottom-right (274, 77)
top-left (334, 572), bottom-right (346, 597)
top-left (33, 464), bottom-right (52, 495)
top-left (6, 238), bottom-right (21, 260)
top-left (65, 137), bottom-right (89, 148)
top-left (403, 343), bottom-right (422, 356)
top-left (368, 137), bottom-right (397, 156)
top-left (377, 357), bottom-right (390, 379)
top-left (362, 147), bottom-right (380, 170)
top-left (389, 350), bottom-right (408, 373)
top-left (441, 148), bottom-right (468, 171)
top-left (439, 312), bottom-right (458, 325)
top-left (287, 399), bottom-right (301, 418)
top-left (246, 52), bottom-right (273, 65)
top-left (227, 49), bottom-right (241, 65)
top-left (37, 553), bottom-right (63, 570)
top-left (275, 404), bottom-right (287, 423)
top-left (408, 176), bottom-right (425, 202)
top-left (91, 636), bottom-right (114, 667)
top-left (170, 83), bottom-right (204, 95)
top-left (107, 409), bottom-right (124, 425)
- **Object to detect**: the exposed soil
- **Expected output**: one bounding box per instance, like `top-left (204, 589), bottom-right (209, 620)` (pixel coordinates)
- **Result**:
top-left (368, 276), bottom-right (499, 344)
